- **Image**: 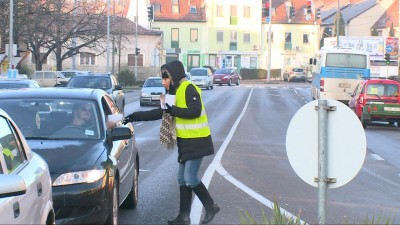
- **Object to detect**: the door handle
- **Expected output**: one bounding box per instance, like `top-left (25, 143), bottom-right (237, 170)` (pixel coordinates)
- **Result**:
top-left (37, 182), bottom-right (43, 197)
top-left (13, 202), bottom-right (20, 218)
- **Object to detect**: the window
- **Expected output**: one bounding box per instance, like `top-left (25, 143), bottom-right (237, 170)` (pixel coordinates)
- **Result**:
top-left (303, 34), bottom-right (309, 44)
top-left (217, 31), bottom-right (224, 42)
top-left (230, 5), bottom-right (237, 16)
top-left (128, 54), bottom-right (143, 66)
top-left (244, 33), bottom-right (251, 43)
top-left (250, 57), bottom-right (257, 68)
top-left (190, 6), bottom-right (197, 14)
top-left (217, 5), bottom-right (223, 17)
top-left (172, 0), bottom-right (179, 13)
top-left (190, 29), bottom-right (198, 42)
top-left (285, 32), bottom-right (291, 43)
top-left (171, 28), bottom-right (179, 48)
top-left (326, 53), bottom-right (367, 68)
top-left (244, 6), bottom-right (250, 18)
top-left (0, 117), bottom-right (24, 173)
top-left (230, 31), bottom-right (237, 50)
top-left (80, 52), bottom-right (95, 65)
top-left (154, 4), bottom-right (161, 13)
top-left (209, 55), bottom-right (217, 67)
top-left (31, 53), bottom-right (48, 64)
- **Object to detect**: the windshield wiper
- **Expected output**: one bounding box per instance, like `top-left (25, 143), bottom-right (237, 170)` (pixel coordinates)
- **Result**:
top-left (25, 137), bottom-right (57, 140)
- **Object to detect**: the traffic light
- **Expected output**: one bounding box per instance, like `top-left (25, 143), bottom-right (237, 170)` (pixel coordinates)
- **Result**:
top-left (135, 48), bottom-right (140, 55)
top-left (384, 53), bottom-right (390, 65)
top-left (290, 6), bottom-right (295, 17)
top-left (147, 6), bottom-right (154, 21)
top-left (306, 0), bottom-right (312, 15)
top-left (316, 8), bottom-right (321, 20)
top-left (262, 0), bottom-right (269, 17)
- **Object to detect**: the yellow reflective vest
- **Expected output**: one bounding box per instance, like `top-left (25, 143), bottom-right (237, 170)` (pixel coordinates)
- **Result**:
top-left (175, 81), bottom-right (211, 138)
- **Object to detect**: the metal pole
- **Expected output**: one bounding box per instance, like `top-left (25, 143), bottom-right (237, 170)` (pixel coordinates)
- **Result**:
top-left (134, 0), bottom-right (138, 81)
top-left (106, 0), bottom-right (110, 73)
top-left (336, 0), bottom-right (339, 46)
top-left (8, 0), bottom-right (14, 70)
top-left (111, 0), bottom-right (115, 74)
top-left (317, 100), bottom-right (328, 224)
top-left (267, 0), bottom-right (272, 82)
top-left (72, 0), bottom-right (77, 70)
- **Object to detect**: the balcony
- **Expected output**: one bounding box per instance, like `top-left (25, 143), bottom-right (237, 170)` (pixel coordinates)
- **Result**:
top-left (284, 42), bottom-right (292, 50)
top-left (230, 16), bottom-right (238, 25)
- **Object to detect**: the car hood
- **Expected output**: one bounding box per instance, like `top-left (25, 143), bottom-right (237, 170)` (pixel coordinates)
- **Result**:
top-left (142, 87), bottom-right (165, 94)
top-left (27, 139), bottom-right (106, 177)
top-left (213, 73), bottom-right (229, 78)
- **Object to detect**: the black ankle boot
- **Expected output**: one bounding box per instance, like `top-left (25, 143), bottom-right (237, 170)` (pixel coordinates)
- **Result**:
top-left (168, 185), bottom-right (192, 225)
top-left (192, 182), bottom-right (220, 224)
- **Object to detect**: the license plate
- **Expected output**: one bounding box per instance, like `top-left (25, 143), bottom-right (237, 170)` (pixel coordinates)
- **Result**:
top-left (215, 79), bottom-right (221, 81)
top-left (152, 96), bottom-right (160, 100)
top-left (384, 107), bottom-right (400, 111)
top-left (339, 83), bottom-right (351, 88)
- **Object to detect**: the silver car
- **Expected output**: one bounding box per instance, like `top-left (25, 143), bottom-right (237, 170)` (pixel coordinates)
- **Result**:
top-left (140, 77), bottom-right (166, 106)
top-left (0, 108), bottom-right (54, 225)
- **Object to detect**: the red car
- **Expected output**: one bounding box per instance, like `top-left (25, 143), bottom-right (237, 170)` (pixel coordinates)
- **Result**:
top-left (213, 67), bottom-right (240, 86)
top-left (348, 78), bottom-right (400, 119)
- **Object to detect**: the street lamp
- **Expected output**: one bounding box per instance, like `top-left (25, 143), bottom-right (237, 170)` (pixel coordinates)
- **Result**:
top-left (106, 0), bottom-right (110, 73)
top-left (8, 0), bottom-right (14, 70)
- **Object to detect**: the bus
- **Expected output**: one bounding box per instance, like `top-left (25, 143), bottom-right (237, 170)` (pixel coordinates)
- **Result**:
top-left (310, 48), bottom-right (370, 103)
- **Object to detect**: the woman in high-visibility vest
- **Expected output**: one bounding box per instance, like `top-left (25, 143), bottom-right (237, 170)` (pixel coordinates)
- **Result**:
top-left (124, 60), bottom-right (219, 225)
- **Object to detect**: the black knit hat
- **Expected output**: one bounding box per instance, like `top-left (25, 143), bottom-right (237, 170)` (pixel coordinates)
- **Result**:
top-left (161, 61), bottom-right (186, 86)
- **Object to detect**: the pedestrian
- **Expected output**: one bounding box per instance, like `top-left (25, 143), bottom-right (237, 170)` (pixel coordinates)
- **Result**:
top-left (123, 60), bottom-right (220, 225)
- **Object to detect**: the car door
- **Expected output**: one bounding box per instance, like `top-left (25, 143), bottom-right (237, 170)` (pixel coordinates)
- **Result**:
top-left (0, 115), bottom-right (52, 224)
top-left (101, 95), bottom-right (133, 202)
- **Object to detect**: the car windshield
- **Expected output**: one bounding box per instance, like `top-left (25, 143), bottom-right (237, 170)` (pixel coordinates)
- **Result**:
top-left (191, 70), bottom-right (208, 76)
top-left (215, 69), bottom-right (232, 74)
top-left (366, 83), bottom-right (399, 97)
top-left (0, 99), bottom-right (102, 140)
top-left (293, 68), bottom-right (304, 72)
top-left (144, 78), bottom-right (163, 87)
top-left (0, 83), bottom-right (28, 89)
top-left (68, 77), bottom-right (111, 90)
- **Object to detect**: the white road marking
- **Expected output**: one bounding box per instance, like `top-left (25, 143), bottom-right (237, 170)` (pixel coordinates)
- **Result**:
top-left (370, 154), bottom-right (384, 161)
top-left (191, 88), bottom-right (307, 225)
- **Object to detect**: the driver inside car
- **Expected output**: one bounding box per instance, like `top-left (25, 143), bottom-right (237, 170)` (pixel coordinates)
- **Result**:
top-left (71, 102), bottom-right (92, 127)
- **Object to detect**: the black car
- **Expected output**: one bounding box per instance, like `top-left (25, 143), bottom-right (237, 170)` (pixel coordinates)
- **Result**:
top-left (66, 73), bottom-right (125, 114)
top-left (0, 88), bottom-right (139, 225)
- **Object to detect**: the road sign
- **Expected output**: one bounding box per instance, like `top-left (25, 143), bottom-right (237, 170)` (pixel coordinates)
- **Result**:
top-left (386, 45), bottom-right (393, 53)
top-left (286, 100), bottom-right (366, 188)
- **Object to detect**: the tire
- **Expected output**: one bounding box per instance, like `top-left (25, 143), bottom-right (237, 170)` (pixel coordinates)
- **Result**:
top-left (210, 83), bottom-right (213, 89)
top-left (236, 79), bottom-right (240, 86)
top-left (361, 119), bottom-right (368, 128)
top-left (106, 180), bottom-right (119, 225)
top-left (121, 161), bottom-right (139, 209)
top-left (140, 101), bottom-right (144, 107)
top-left (228, 79), bottom-right (232, 86)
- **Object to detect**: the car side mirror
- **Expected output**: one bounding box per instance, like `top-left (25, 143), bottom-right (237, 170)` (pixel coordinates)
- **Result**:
top-left (114, 84), bottom-right (123, 90)
top-left (110, 127), bottom-right (132, 141)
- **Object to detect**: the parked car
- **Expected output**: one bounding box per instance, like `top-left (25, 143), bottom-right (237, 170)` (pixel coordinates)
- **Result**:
top-left (66, 72), bottom-right (125, 114)
top-left (189, 68), bottom-right (214, 90)
top-left (0, 79), bottom-right (40, 89)
top-left (348, 78), bottom-right (400, 127)
top-left (213, 67), bottom-right (240, 86)
top-left (288, 68), bottom-right (306, 82)
top-left (0, 108), bottom-right (54, 225)
top-left (140, 77), bottom-right (166, 106)
top-left (31, 71), bottom-right (69, 87)
top-left (0, 88), bottom-right (139, 224)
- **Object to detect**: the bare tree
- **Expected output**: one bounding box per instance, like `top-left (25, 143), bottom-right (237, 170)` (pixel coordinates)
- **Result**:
top-left (1, 0), bottom-right (109, 71)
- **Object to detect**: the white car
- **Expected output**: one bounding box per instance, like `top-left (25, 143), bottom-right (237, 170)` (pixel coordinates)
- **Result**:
top-left (189, 68), bottom-right (214, 90)
top-left (0, 108), bottom-right (54, 225)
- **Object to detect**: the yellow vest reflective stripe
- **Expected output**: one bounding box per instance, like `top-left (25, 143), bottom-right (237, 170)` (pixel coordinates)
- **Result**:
top-left (2, 148), bottom-right (14, 160)
top-left (175, 81), bottom-right (211, 138)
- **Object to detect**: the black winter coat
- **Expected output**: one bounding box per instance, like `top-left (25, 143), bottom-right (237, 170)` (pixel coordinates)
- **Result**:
top-left (133, 83), bottom-right (214, 162)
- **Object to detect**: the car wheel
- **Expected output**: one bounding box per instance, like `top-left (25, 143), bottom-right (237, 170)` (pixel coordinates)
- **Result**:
top-left (210, 84), bottom-right (213, 89)
top-left (236, 79), bottom-right (240, 86)
top-left (121, 160), bottom-right (139, 209)
top-left (140, 101), bottom-right (144, 107)
top-left (228, 79), bottom-right (232, 86)
top-left (361, 118), bottom-right (368, 129)
top-left (106, 180), bottom-right (119, 225)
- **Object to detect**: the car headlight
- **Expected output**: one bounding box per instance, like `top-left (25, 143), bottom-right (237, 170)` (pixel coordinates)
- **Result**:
top-left (53, 169), bottom-right (106, 186)
top-left (140, 92), bottom-right (151, 97)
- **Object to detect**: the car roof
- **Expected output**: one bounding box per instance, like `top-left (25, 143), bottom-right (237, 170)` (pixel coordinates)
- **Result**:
top-left (0, 87), bottom-right (106, 100)
top-left (0, 79), bottom-right (35, 83)
top-left (72, 73), bottom-right (111, 77)
top-left (364, 79), bottom-right (400, 84)
top-left (146, 77), bottom-right (162, 80)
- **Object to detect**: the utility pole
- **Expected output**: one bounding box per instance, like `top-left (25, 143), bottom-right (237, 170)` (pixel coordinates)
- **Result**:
top-left (134, 0), bottom-right (138, 81)
top-left (72, 0), bottom-right (77, 70)
top-left (336, 0), bottom-right (339, 46)
top-left (267, 0), bottom-right (272, 82)
top-left (8, 0), bottom-right (14, 70)
top-left (112, 0), bottom-right (115, 74)
top-left (106, 0), bottom-right (110, 73)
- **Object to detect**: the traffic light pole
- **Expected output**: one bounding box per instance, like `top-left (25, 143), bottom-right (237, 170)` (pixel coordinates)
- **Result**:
top-left (267, 0), bottom-right (272, 83)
